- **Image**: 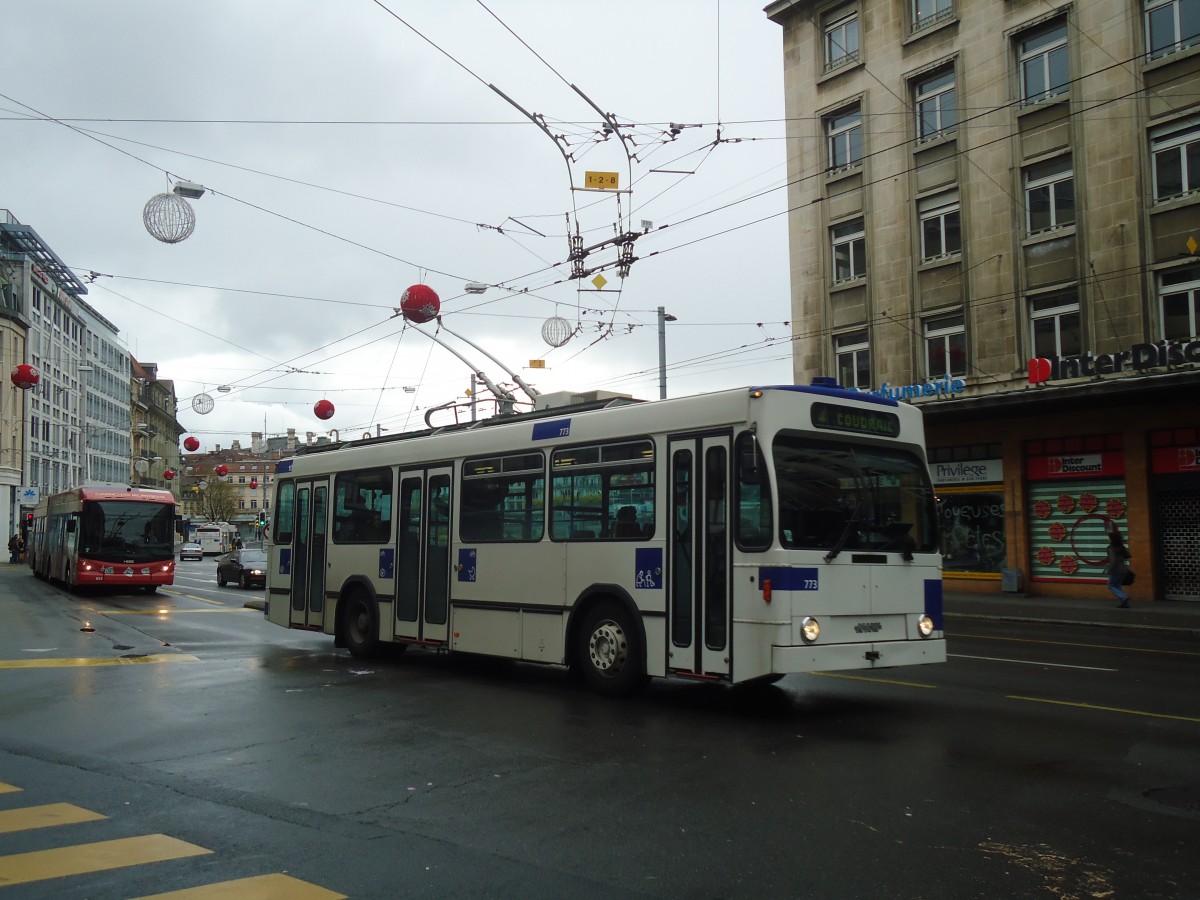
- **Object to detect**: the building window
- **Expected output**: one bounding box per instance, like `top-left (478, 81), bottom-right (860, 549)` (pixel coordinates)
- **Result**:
top-left (1024, 157), bottom-right (1074, 234)
top-left (1145, 0), bottom-right (1200, 59)
top-left (831, 219), bottom-right (867, 283)
top-left (919, 190), bottom-right (961, 260)
top-left (1159, 266), bottom-right (1200, 339)
top-left (913, 0), bottom-right (953, 31)
top-left (824, 8), bottom-right (860, 72)
top-left (835, 331), bottom-right (871, 389)
top-left (915, 68), bottom-right (957, 141)
top-left (825, 105), bottom-right (863, 170)
top-left (924, 314), bottom-right (967, 378)
top-left (1151, 117), bottom-right (1200, 201)
top-left (1029, 290), bottom-right (1081, 358)
top-left (1019, 21), bottom-right (1069, 104)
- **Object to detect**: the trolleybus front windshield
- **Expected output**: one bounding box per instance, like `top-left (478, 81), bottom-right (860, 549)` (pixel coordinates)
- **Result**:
top-left (773, 435), bottom-right (937, 553)
top-left (79, 500), bottom-right (176, 563)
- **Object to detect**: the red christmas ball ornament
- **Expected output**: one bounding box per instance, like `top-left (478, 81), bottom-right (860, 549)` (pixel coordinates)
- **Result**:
top-left (314, 399), bottom-right (335, 420)
top-left (214, 464), bottom-right (229, 477)
top-left (10, 364), bottom-right (40, 390)
top-left (183, 436), bottom-right (200, 452)
top-left (163, 469), bottom-right (176, 481)
top-left (400, 284), bottom-right (440, 324)
top-left (249, 478), bottom-right (258, 489)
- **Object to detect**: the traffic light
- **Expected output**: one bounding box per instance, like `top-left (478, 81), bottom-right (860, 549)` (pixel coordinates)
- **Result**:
top-left (258, 511), bottom-right (266, 526)
top-left (25, 513), bottom-right (33, 528)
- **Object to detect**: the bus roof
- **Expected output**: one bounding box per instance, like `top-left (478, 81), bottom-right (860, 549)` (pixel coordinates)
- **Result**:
top-left (276, 383), bottom-right (920, 475)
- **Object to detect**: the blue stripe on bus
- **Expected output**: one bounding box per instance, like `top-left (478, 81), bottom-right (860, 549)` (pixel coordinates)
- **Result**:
top-left (531, 419), bottom-right (571, 440)
top-left (757, 566), bottom-right (819, 591)
top-left (924, 578), bottom-right (943, 630)
top-left (750, 384), bottom-right (900, 407)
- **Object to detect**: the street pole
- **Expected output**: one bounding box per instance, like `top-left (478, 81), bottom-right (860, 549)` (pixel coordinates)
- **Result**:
top-left (657, 307), bottom-right (676, 400)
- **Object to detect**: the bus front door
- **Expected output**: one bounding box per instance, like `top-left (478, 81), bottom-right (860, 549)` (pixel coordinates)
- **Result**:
top-left (290, 481), bottom-right (329, 630)
top-left (667, 434), bottom-right (732, 680)
top-left (393, 468), bottom-right (453, 645)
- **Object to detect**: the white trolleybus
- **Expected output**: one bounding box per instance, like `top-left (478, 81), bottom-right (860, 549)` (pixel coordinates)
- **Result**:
top-left (194, 521), bottom-right (237, 556)
top-left (265, 382), bottom-right (946, 695)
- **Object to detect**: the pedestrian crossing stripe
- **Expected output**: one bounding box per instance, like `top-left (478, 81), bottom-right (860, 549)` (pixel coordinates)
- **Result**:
top-left (0, 783), bottom-right (19, 795)
top-left (0, 654), bottom-right (200, 669)
top-left (0, 803), bottom-right (106, 834)
top-left (0, 834), bottom-right (211, 886)
top-left (131, 872), bottom-right (347, 899)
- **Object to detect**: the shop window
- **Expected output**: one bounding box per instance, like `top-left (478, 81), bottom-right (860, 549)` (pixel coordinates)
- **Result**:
top-left (825, 105), bottom-right (863, 171)
top-left (914, 68), bottom-right (956, 141)
top-left (1018, 20), bottom-right (1069, 105)
top-left (1150, 116), bottom-right (1200, 202)
top-left (1029, 289), bottom-right (1081, 358)
top-left (1159, 266), bottom-right (1200, 339)
top-left (835, 330), bottom-right (871, 389)
top-left (1024, 156), bottom-right (1075, 235)
top-left (824, 7), bottom-right (860, 73)
top-left (924, 313), bottom-right (967, 378)
top-left (831, 218), bottom-right (866, 283)
top-left (919, 190), bottom-right (961, 260)
top-left (1145, 0), bottom-right (1200, 59)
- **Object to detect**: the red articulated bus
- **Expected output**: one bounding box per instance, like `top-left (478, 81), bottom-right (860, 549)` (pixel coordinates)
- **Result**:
top-left (29, 486), bottom-right (178, 593)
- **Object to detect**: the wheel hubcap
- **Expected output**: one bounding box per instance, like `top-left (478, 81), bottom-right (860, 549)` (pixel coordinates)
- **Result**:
top-left (588, 620), bottom-right (628, 676)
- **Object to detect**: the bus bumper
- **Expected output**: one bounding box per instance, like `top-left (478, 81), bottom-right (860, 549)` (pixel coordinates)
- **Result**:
top-left (772, 637), bottom-right (947, 673)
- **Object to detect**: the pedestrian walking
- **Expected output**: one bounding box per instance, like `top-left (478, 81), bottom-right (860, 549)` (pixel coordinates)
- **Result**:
top-left (7, 532), bottom-right (19, 564)
top-left (1105, 531), bottom-right (1131, 608)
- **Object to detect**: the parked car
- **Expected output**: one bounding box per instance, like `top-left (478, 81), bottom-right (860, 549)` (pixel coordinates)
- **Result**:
top-left (216, 548), bottom-right (268, 589)
top-left (179, 542), bottom-right (204, 561)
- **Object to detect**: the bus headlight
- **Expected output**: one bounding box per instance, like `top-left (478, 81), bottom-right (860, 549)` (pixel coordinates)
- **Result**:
top-left (800, 616), bottom-right (820, 643)
top-left (917, 615), bottom-right (935, 638)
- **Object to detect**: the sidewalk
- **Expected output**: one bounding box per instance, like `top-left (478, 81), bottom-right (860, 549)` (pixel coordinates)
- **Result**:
top-left (944, 589), bottom-right (1200, 637)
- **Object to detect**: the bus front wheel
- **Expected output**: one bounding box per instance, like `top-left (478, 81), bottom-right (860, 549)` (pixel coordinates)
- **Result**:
top-left (342, 591), bottom-right (379, 659)
top-left (577, 601), bottom-right (645, 697)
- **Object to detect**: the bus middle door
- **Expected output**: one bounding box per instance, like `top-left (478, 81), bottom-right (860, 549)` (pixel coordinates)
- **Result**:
top-left (393, 467), bottom-right (453, 645)
top-left (289, 480), bottom-right (330, 630)
top-left (667, 433), bottom-right (732, 680)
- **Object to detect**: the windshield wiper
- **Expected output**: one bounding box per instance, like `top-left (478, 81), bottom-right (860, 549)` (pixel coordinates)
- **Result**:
top-left (824, 498), bottom-right (865, 563)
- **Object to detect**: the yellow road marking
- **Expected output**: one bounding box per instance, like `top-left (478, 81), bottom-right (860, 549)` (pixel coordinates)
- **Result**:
top-left (0, 803), bottom-right (106, 834)
top-left (133, 873), bottom-right (347, 899)
top-left (810, 671), bottom-right (937, 688)
top-left (0, 834), bottom-right (211, 885)
top-left (1009, 694), bottom-right (1200, 724)
top-left (0, 783), bottom-right (20, 795)
top-left (953, 632), bottom-right (1200, 658)
top-left (0, 654), bottom-right (200, 669)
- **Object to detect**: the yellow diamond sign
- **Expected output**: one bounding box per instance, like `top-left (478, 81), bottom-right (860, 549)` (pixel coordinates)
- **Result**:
top-left (592, 274), bottom-right (608, 290)
top-left (1188, 236), bottom-right (1198, 255)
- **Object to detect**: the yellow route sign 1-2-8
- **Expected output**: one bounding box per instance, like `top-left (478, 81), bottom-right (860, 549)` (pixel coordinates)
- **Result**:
top-left (584, 171), bottom-right (619, 189)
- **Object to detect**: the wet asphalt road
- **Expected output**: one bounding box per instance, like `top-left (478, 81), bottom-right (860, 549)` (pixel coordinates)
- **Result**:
top-left (0, 561), bottom-right (1197, 899)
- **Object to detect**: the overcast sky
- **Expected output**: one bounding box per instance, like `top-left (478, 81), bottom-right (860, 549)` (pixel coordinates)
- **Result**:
top-left (3, 1), bottom-right (791, 451)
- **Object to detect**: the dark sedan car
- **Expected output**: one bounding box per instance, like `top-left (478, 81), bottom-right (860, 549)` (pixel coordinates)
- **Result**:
top-left (216, 548), bottom-right (268, 589)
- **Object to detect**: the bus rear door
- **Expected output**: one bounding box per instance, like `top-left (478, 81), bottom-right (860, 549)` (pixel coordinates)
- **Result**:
top-left (393, 467), bottom-right (452, 645)
top-left (667, 433), bottom-right (732, 680)
top-left (289, 479), bottom-right (330, 630)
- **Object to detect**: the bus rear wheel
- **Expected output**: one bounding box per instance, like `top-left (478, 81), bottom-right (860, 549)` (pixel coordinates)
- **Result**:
top-left (343, 591), bottom-right (378, 659)
top-left (578, 601), bottom-right (644, 697)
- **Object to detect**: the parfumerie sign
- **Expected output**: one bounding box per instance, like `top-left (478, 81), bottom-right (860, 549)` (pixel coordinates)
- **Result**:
top-left (1029, 338), bottom-right (1200, 384)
